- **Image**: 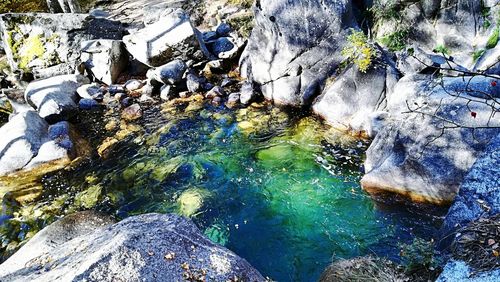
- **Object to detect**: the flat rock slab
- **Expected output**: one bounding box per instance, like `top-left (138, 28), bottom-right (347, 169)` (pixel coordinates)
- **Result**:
top-left (0, 213), bottom-right (265, 282)
top-left (123, 8), bottom-right (211, 67)
top-left (0, 13), bottom-right (123, 76)
top-left (25, 74), bottom-right (90, 122)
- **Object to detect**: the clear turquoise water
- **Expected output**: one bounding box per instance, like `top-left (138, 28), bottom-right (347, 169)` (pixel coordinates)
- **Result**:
top-left (0, 103), bottom-right (443, 281)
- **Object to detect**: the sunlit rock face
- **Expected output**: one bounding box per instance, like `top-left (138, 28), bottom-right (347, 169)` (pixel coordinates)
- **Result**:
top-left (0, 213), bottom-right (265, 282)
top-left (240, 0), bottom-right (356, 106)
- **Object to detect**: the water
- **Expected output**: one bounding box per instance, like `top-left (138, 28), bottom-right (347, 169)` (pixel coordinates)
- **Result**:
top-left (0, 100), bottom-right (444, 281)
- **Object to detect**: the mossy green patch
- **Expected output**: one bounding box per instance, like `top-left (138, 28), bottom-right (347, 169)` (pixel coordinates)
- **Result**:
top-left (486, 28), bottom-right (499, 49)
top-left (18, 34), bottom-right (45, 70)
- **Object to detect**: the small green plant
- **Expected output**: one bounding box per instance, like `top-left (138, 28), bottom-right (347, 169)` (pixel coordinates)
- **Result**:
top-left (486, 28), bottom-right (500, 49)
top-left (228, 0), bottom-right (253, 9)
top-left (370, 0), bottom-right (402, 22)
top-left (379, 28), bottom-right (409, 51)
top-left (473, 49), bottom-right (486, 62)
top-left (433, 44), bottom-right (450, 55)
top-left (399, 238), bottom-right (443, 275)
top-left (341, 30), bottom-right (377, 73)
top-left (0, 0), bottom-right (47, 13)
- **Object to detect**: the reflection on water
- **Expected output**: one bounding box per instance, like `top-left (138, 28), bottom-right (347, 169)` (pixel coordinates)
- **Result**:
top-left (0, 101), bottom-right (443, 281)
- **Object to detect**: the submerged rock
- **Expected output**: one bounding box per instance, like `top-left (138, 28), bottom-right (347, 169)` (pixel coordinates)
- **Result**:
top-left (0, 213), bottom-right (265, 281)
top-left (121, 103), bottom-right (142, 121)
top-left (25, 74), bottom-right (90, 122)
top-left (123, 8), bottom-right (212, 67)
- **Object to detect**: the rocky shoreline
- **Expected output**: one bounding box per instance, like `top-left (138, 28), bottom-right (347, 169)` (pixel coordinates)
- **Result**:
top-left (0, 0), bottom-right (499, 281)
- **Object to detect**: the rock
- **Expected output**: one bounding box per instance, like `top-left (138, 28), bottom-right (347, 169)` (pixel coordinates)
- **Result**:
top-left (77, 84), bottom-right (103, 100)
top-left (48, 121), bottom-right (70, 140)
top-left (437, 260), bottom-right (500, 282)
top-left (24, 140), bottom-right (71, 169)
top-left (0, 111), bottom-right (48, 176)
top-left (0, 13), bottom-right (123, 74)
top-left (124, 79), bottom-right (145, 92)
top-left (212, 96), bottom-right (222, 105)
top-left (79, 99), bottom-right (100, 110)
top-left (226, 93), bottom-right (240, 108)
top-left (207, 37), bottom-right (237, 59)
top-left (108, 85), bottom-right (125, 94)
top-left (81, 40), bottom-right (128, 86)
top-left (160, 85), bottom-right (174, 101)
top-left (25, 74), bottom-right (90, 122)
top-left (440, 133), bottom-right (500, 235)
top-left (120, 97), bottom-right (132, 108)
top-left (121, 103), bottom-right (142, 121)
top-left (206, 86), bottom-right (226, 99)
top-left (312, 52), bottom-right (400, 135)
top-left (239, 80), bottom-right (256, 105)
top-left (123, 8), bottom-right (212, 67)
top-left (0, 213), bottom-right (265, 281)
top-left (186, 73), bottom-right (204, 93)
top-left (141, 83), bottom-right (155, 96)
top-left (202, 31), bottom-right (218, 42)
top-left (221, 77), bottom-right (237, 87)
top-left (32, 63), bottom-right (77, 80)
top-left (89, 9), bottom-right (110, 18)
top-left (46, 0), bottom-right (81, 13)
top-left (152, 59), bottom-right (188, 85)
top-left (97, 137), bottom-right (118, 158)
top-left (361, 75), bottom-right (500, 204)
top-left (240, 0), bottom-right (355, 106)
top-left (216, 23), bottom-right (232, 37)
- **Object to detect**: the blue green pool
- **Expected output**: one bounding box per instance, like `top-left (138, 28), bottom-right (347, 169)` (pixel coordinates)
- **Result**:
top-left (0, 101), bottom-right (443, 281)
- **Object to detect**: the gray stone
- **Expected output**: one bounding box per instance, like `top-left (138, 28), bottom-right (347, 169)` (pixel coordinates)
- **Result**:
top-left (361, 74), bottom-right (500, 204)
top-left (160, 85), bottom-right (174, 101)
top-left (123, 8), bottom-right (212, 67)
top-left (0, 211), bottom-right (114, 277)
top-left (440, 133), bottom-right (500, 235)
top-left (239, 80), bottom-right (256, 105)
top-left (152, 59), bottom-right (187, 85)
top-left (124, 79), bottom-right (145, 92)
top-left (186, 73), bottom-right (204, 93)
top-left (77, 84), bottom-right (103, 100)
top-left (0, 213), bottom-right (265, 281)
top-left (24, 140), bottom-right (71, 169)
top-left (313, 52), bottom-right (400, 135)
top-left (81, 40), bottom-right (128, 86)
top-left (226, 93), bottom-right (240, 108)
top-left (79, 99), bottom-right (100, 110)
top-left (25, 74), bottom-right (90, 122)
top-left (206, 86), bottom-right (226, 99)
top-left (0, 111), bottom-right (48, 176)
top-left (108, 85), bottom-right (125, 94)
top-left (437, 260), bottom-right (500, 282)
top-left (240, 0), bottom-right (355, 106)
top-left (0, 13), bottom-right (123, 74)
top-left (216, 23), bottom-right (232, 37)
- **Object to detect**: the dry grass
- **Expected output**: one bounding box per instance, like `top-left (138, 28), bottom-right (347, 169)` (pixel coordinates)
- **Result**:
top-left (319, 256), bottom-right (409, 282)
top-left (452, 214), bottom-right (500, 273)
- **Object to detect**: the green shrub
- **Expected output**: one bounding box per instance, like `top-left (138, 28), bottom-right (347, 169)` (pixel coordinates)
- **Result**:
top-left (379, 28), bottom-right (409, 51)
top-left (473, 49), bottom-right (486, 62)
top-left (486, 28), bottom-right (499, 49)
top-left (341, 30), bottom-right (376, 73)
top-left (433, 44), bottom-right (450, 55)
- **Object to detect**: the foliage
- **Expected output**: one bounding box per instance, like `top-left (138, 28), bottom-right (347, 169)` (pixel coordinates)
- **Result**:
top-left (473, 49), bottom-right (486, 62)
top-left (379, 29), bottom-right (409, 52)
top-left (433, 44), bottom-right (450, 55)
top-left (341, 30), bottom-right (377, 73)
top-left (486, 28), bottom-right (500, 49)
top-left (399, 238), bottom-right (443, 278)
top-left (370, 0), bottom-right (402, 22)
top-left (227, 14), bottom-right (254, 38)
top-left (0, 0), bottom-right (47, 13)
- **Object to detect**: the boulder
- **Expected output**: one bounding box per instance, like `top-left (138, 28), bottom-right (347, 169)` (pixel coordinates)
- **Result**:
top-left (151, 59), bottom-right (188, 85)
top-left (312, 52), bottom-right (400, 135)
top-left (361, 75), bottom-right (500, 204)
top-left (0, 111), bottom-right (49, 176)
top-left (186, 73), bottom-right (204, 93)
top-left (25, 74), bottom-right (90, 122)
top-left (240, 0), bottom-right (356, 106)
top-left (81, 40), bottom-right (128, 86)
top-left (239, 80), bottom-right (256, 105)
top-left (437, 260), bottom-right (500, 282)
top-left (0, 213), bottom-right (265, 281)
top-left (440, 133), bottom-right (500, 235)
top-left (77, 83), bottom-right (103, 100)
top-left (123, 8), bottom-right (212, 67)
top-left (0, 13), bottom-right (123, 75)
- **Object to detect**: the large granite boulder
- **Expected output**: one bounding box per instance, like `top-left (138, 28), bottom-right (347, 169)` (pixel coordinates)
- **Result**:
top-left (361, 75), bottom-right (500, 204)
top-left (440, 133), bottom-right (500, 235)
top-left (0, 213), bottom-right (265, 282)
top-left (81, 39), bottom-right (128, 85)
top-left (240, 0), bottom-right (356, 106)
top-left (312, 50), bottom-right (400, 135)
top-left (0, 13), bottom-right (123, 77)
top-left (123, 8), bottom-right (212, 67)
top-left (0, 111), bottom-right (49, 176)
top-left (25, 74), bottom-right (90, 122)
